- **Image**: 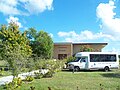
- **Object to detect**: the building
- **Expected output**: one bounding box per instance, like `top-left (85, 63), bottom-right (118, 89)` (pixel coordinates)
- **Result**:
top-left (53, 42), bottom-right (108, 59)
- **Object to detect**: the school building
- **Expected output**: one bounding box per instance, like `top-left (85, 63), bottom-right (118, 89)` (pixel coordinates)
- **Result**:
top-left (53, 42), bottom-right (108, 59)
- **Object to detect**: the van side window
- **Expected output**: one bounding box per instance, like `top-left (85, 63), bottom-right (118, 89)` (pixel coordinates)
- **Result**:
top-left (90, 54), bottom-right (116, 62)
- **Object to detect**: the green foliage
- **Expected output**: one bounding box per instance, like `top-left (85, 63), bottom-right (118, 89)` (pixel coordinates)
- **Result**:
top-left (33, 58), bottom-right (46, 70)
top-left (34, 59), bottom-right (65, 78)
top-left (0, 67), bottom-right (4, 76)
top-left (42, 60), bottom-right (65, 77)
top-left (34, 72), bottom-right (43, 79)
top-left (0, 22), bottom-right (32, 77)
top-left (4, 77), bottom-right (22, 90)
top-left (17, 77), bottom-right (22, 86)
top-left (26, 28), bottom-right (53, 59)
top-left (0, 60), bottom-right (8, 67)
top-left (35, 30), bottom-right (53, 59)
top-left (66, 56), bottom-right (76, 63)
top-left (0, 23), bottom-right (32, 57)
top-left (26, 57), bottom-right (36, 72)
top-left (43, 71), bottom-right (53, 78)
top-left (79, 45), bottom-right (93, 52)
top-left (46, 60), bottom-right (64, 72)
top-left (24, 76), bottom-right (34, 82)
top-left (25, 28), bottom-right (37, 40)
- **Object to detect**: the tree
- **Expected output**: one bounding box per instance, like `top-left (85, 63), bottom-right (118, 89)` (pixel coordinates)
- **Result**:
top-left (0, 22), bottom-right (32, 77)
top-left (26, 27), bottom-right (37, 40)
top-left (26, 28), bottom-right (53, 59)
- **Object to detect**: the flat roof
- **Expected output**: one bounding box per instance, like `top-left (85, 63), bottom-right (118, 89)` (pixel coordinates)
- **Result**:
top-left (54, 42), bottom-right (108, 45)
top-left (73, 43), bottom-right (108, 45)
top-left (54, 42), bottom-right (72, 45)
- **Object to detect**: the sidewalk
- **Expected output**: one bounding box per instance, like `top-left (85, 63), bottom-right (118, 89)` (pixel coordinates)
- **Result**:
top-left (0, 69), bottom-right (48, 85)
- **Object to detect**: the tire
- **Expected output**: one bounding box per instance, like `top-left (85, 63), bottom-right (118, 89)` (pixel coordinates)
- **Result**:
top-left (104, 66), bottom-right (109, 72)
top-left (74, 66), bottom-right (80, 72)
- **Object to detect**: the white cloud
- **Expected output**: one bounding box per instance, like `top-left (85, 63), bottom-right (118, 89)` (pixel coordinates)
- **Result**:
top-left (24, 0), bottom-right (53, 14)
top-left (6, 16), bottom-right (22, 28)
top-left (49, 33), bottom-right (54, 38)
top-left (58, 30), bottom-right (113, 42)
top-left (0, 0), bottom-right (53, 15)
top-left (96, 0), bottom-right (120, 41)
top-left (58, 0), bottom-right (120, 42)
top-left (58, 31), bottom-right (78, 37)
top-left (0, 0), bottom-right (20, 15)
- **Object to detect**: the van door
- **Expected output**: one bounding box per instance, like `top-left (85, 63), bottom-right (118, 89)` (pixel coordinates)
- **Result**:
top-left (80, 57), bottom-right (88, 69)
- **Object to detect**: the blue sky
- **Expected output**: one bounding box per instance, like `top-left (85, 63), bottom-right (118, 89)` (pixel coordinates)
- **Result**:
top-left (0, 0), bottom-right (120, 53)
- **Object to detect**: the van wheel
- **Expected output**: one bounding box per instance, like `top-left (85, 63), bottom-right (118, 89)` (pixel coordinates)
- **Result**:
top-left (104, 66), bottom-right (109, 72)
top-left (74, 66), bottom-right (80, 72)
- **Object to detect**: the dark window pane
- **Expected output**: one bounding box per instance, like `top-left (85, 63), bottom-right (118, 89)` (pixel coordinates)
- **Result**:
top-left (90, 54), bottom-right (116, 62)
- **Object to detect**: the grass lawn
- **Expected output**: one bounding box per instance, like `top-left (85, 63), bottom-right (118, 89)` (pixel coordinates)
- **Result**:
top-left (0, 59), bottom-right (120, 90)
top-left (1, 69), bottom-right (118, 90)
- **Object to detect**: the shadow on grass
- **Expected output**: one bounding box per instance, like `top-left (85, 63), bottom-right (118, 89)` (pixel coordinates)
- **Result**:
top-left (62, 69), bottom-right (105, 72)
top-left (101, 73), bottom-right (120, 78)
top-left (63, 69), bottom-right (120, 78)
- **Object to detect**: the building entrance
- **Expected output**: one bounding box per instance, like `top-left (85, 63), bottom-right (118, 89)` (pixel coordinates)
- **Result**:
top-left (58, 54), bottom-right (67, 60)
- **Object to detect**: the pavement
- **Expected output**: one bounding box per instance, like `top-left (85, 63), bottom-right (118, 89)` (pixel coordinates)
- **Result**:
top-left (0, 69), bottom-right (48, 85)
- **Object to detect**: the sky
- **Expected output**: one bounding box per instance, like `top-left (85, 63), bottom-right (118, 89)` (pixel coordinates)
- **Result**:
top-left (0, 0), bottom-right (120, 53)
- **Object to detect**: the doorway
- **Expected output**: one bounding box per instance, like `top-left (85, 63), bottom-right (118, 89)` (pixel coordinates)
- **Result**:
top-left (58, 54), bottom-right (67, 60)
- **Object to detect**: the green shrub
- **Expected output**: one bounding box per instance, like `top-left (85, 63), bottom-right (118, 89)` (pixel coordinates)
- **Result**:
top-left (34, 58), bottom-right (46, 69)
top-left (4, 77), bottom-right (22, 90)
top-left (17, 77), bottom-right (22, 86)
top-left (66, 56), bottom-right (76, 63)
top-left (33, 59), bottom-right (66, 78)
top-left (43, 71), bottom-right (53, 78)
top-left (35, 59), bottom-right (65, 78)
top-left (34, 72), bottom-right (43, 79)
top-left (24, 76), bottom-right (34, 82)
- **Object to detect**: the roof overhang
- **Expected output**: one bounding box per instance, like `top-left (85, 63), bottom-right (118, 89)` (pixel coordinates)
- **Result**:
top-left (72, 42), bottom-right (107, 45)
top-left (54, 42), bottom-right (108, 48)
top-left (72, 43), bottom-right (108, 48)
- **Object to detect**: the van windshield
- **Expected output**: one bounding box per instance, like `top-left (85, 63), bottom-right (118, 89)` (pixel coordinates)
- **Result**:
top-left (74, 57), bottom-right (81, 62)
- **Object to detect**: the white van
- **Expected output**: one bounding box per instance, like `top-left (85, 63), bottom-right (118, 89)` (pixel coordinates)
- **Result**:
top-left (67, 52), bottom-right (119, 71)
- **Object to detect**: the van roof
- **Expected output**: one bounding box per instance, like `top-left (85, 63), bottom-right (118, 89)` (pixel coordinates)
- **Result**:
top-left (75, 52), bottom-right (118, 57)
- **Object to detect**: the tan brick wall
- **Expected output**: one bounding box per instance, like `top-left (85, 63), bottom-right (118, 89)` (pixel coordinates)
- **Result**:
top-left (53, 44), bottom-right (72, 59)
